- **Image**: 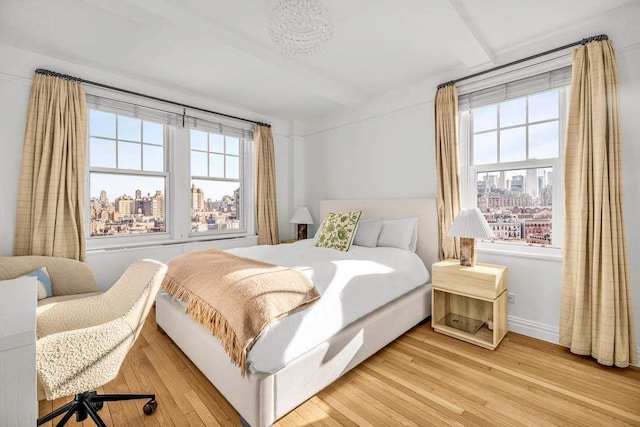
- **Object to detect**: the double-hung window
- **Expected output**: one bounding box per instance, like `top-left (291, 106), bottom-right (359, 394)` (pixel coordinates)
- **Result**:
top-left (86, 94), bottom-right (255, 247)
top-left (88, 108), bottom-right (168, 238)
top-left (190, 128), bottom-right (244, 234)
top-left (458, 66), bottom-right (571, 251)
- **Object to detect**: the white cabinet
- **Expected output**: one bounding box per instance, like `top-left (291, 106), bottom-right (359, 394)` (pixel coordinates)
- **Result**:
top-left (0, 277), bottom-right (37, 426)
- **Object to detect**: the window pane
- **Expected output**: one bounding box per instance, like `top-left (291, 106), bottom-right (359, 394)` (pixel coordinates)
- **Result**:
top-left (500, 98), bottom-right (526, 127)
top-left (473, 131), bottom-right (497, 165)
top-left (529, 121), bottom-right (559, 159)
top-left (118, 116), bottom-right (141, 142)
top-left (191, 129), bottom-right (208, 151)
top-left (191, 151), bottom-right (207, 176)
top-left (209, 154), bottom-right (224, 177)
top-left (473, 105), bottom-right (497, 132)
top-left (143, 121), bottom-right (163, 145)
top-left (476, 167), bottom-right (553, 245)
top-left (90, 138), bottom-right (116, 168)
top-left (226, 137), bottom-right (240, 155)
top-left (210, 133), bottom-right (224, 153)
top-left (118, 141), bottom-right (141, 170)
top-left (226, 155), bottom-right (239, 179)
top-left (89, 110), bottom-right (116, 139)
top-left (191, 179), bottom-right (241, 233)
top-left (528, 90), bottom-right (559, 122)
top-left (143, 144), bottom-right (163, 172)
top-left (89, 172), bottom-right (165, 236)
top-left (500, 127), bottom-right (526, 163)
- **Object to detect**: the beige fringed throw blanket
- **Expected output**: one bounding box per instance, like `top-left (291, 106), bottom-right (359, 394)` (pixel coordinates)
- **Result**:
top-left (161, 248), bottom-right (320, 374)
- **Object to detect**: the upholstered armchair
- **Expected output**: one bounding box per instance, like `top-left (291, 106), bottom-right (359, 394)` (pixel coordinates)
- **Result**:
top-left (0, 255), bottom-right (101, 306)
top-left (36, 259), bottom-right (168, 426)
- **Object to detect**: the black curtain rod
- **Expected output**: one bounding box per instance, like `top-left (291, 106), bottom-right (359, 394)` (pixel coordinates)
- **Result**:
top-left (437, 34), bottom-right (608, 89)
top-left (34, 68), bottom-right (271, 128)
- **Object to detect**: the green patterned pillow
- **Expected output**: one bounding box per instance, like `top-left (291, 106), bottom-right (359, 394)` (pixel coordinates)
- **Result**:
top-left (314, 210), bottom-right (362, 251)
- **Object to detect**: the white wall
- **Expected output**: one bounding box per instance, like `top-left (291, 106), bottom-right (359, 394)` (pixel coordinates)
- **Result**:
top-left (0, 44), bottom-right (295, 287)
top-left (296, 13), bottom-right (640, 355)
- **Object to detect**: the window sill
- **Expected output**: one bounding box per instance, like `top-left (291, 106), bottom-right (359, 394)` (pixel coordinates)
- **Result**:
top-left (86, 233), bottom-right (257, 253)
top-left (476, 241), bottom-right (563, 262)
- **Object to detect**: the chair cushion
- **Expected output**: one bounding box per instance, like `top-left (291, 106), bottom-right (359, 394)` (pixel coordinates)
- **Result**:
top-left (37, 292), bottom-right (102, 308)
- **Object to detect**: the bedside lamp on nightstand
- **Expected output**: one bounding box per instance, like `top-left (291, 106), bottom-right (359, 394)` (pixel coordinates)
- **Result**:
top-left (290, 207), bottom-right (314, 240)
top-left (448, 208), bottom-right (496, 267)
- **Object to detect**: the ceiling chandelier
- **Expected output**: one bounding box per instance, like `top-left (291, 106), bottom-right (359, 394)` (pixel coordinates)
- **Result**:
top-left (268, 0), bottom-right (334, 56)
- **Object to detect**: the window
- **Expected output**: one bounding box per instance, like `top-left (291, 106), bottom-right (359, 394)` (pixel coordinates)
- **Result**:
top-left (88, 109), bottom-right (167, 237)
top-left (190, 129), bottom-right (244, 234)
top-left (459, 68), bottom-right (570, 250)
top-left (86, 95), bottom-right (255, 247)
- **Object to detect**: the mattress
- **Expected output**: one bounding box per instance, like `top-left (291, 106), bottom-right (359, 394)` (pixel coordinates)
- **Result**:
top-left (164, 239), bottom-right (430, 373)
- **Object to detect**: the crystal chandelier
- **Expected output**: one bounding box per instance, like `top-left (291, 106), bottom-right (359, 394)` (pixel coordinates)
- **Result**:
top-left (268, 0), bottom-right (334, 56)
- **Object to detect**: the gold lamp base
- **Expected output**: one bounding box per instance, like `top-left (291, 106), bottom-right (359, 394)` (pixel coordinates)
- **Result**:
top-left (459, 237), bottom-right (477, 267)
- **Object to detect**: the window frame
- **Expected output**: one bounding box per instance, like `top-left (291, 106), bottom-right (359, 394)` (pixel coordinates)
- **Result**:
top-left (86, 105), bottom-right (171, 247)
top-left (85, 93), bottom-right (256, 250)
top-left (188, 125), bottom-right (247, 237)
top-left (458, 86), bottom-right (569, 257)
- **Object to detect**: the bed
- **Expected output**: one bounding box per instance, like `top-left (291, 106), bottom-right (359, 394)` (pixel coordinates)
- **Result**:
top-left (155, 198), bottom-right (439, 426)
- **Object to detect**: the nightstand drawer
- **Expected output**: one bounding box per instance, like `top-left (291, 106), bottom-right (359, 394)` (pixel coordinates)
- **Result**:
top-left (432, 259), bottom-right (508, 299)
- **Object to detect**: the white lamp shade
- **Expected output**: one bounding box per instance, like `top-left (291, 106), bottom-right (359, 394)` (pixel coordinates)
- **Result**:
top-left (290, 207), bottom-right (314, 225)
top-left (448, 208), bottom-right (496, 239)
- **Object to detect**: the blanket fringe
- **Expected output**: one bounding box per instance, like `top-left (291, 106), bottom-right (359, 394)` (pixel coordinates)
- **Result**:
top-left (162, 276), bottom-right (250, 376)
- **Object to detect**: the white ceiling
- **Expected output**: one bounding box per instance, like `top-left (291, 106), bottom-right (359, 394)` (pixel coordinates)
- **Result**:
top-left (0, 0), bottom-right (636, 121)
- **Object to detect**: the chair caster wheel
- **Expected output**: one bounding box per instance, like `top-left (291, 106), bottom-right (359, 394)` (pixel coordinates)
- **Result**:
top-left (143, 399), bottom-right (158, 415)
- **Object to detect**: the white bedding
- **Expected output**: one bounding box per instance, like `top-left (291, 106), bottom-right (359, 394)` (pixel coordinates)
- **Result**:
top-left (241, 239), bottom-right (432, 372)
top-left (165, 239), bottom-right (430, 373)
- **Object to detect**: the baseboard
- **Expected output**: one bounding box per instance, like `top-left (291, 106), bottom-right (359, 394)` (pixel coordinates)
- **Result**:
top-left (508, 315), bottom-right (559, 344)
top-left (508, 316), bottom-right (640, 367)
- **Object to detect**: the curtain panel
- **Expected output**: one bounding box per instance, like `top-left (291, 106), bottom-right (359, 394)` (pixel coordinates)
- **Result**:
top-left (434, 85), bottom-right (461, 260)
top-left (14, 73), bottom-right (88, 261)
top-left (254, 125), bottom-right (279, 245)
top-left (560, 40), bottom-right (637, 367)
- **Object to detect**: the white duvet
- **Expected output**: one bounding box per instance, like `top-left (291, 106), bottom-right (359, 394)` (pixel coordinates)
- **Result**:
top-left (221, 239), bottom-right (430, 373)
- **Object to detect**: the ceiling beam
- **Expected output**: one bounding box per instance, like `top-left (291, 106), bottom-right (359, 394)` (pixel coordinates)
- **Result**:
top-left (83, 0), bottom-right (366, 108)
top-left (443, 0), bottom-right (495, 70)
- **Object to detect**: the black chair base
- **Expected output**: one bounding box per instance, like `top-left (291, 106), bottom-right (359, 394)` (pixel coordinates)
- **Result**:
top-left (37, 391), bottom-right (157, 427)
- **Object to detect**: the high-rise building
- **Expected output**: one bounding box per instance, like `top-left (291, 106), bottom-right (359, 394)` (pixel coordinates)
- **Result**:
top-left (99, 190), bottom-right (107, 203)
top-left (135, 189), bottom-right (142, 199)
top-left (191, 184), bottom-right (204, 212)
top-left (526, 169), bottom-right (538, 198)
top-left (152, 190), bottom-right (164, 219)
top-left (115, 195), bottom-right (134, 216)
top-left (511, 175), bottom-right (524, 192)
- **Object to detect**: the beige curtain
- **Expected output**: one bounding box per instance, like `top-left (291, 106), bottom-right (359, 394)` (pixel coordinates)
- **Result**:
top-left (434, 84), bottom-right (461, 260)
top-left (254, 124), bottom-right (279, 245)
top-left (14, 73), bottom-right (88, 261)
top-left (560, 40), bottom-right (636, 367)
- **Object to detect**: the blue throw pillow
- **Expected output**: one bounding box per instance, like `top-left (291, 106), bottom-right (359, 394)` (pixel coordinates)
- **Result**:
top-left (19, 267), bottom-right (52, 300)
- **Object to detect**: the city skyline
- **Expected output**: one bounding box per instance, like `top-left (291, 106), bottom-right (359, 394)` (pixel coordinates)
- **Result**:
top-left (90, 173), bottom-right (240, 203)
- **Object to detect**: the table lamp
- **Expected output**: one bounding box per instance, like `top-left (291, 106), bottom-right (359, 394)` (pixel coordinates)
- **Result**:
top-left (448, 208), bottom-right (496, 267)
top-left (290, 207), bottom-right (314, 240)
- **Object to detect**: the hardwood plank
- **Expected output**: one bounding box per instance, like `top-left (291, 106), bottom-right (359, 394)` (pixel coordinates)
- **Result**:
top-left (37, 309), bottom-right (640, 426)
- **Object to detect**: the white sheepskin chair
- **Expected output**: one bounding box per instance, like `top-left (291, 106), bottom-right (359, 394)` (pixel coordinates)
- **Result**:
top-left (35, 259), bottom-right (167, 426)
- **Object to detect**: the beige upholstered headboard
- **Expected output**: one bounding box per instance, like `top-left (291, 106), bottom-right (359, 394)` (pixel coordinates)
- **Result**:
top-left (319, 198), bottom-right (439, 274)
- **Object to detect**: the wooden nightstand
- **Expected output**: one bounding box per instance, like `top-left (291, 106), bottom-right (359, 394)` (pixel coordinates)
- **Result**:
top-left (280, 238), bottom-right (298, 244)
top-left (431, 259), bottom-right (509, 350)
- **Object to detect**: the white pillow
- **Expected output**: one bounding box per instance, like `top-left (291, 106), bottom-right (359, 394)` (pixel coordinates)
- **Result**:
top-left (313, 218), bottom-right (325, 240)
top-left (377, 218), bottom-right (419, 251)
top-left (353, 218), bottom-right (383, 248)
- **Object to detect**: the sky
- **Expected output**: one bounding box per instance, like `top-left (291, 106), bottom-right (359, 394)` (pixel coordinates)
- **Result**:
top-left (89, 110), bottom-right (241, 202)
top-left (472, 89), bottom-right (559, 165)
top-left (90, 173), bottom-right (240, 201)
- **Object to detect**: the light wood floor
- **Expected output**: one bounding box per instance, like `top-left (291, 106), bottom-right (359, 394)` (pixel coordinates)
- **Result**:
top-left (39, 308), bottom-right (640, 427)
